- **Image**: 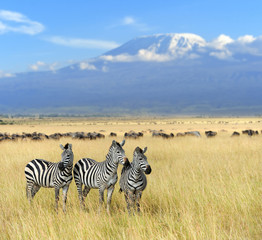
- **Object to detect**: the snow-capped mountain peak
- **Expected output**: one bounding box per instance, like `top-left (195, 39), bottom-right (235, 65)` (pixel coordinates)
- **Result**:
top-left (99, 32), bottom-right (262, 63)
top-left (104, 33), bottom-right (206, 57)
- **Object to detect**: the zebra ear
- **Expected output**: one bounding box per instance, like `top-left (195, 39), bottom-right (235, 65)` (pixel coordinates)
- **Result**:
top-left (135, 147), bottom-right (141, 153)
top-left (120, 139), bottom-right (125, 146)
top-left (68, 144), bottom-right (72, 150)
top-left (60, 144), bottom-right (65, 150)
top-left (143, 147), bottom-right (147, 153)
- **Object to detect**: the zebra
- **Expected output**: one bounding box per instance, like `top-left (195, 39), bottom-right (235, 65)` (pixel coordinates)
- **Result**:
top-left (73, 140), bottom-right (129, 213)
top-left (24, 143), bottom-right (74, 212)
top-left (119, 146), bottom-right (151, 215)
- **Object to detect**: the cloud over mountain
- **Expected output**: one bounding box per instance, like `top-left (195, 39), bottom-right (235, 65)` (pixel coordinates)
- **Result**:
top-left (29, 61), bottom-right (59, 72)
top-left (0, 70), bottom-right (14, 78)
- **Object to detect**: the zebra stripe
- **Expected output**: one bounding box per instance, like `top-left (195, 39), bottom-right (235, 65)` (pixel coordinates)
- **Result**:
top-left (119, 146), bottom-right (151, 214)
top-left (73, 140), bottom-right (128, 213)
top-left (24, 143), bottom-right (74, 212)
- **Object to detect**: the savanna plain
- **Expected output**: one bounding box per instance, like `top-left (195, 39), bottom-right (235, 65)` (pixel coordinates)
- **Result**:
top-left (0, 117), bottom-right (261, 240)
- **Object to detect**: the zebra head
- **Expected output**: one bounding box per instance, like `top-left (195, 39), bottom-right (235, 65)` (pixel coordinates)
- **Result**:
top-left (111, 140), bottom-right (129, 166)
top-left (59, 143), bottom-right (74, 171)
top-left (133, 147), bottom-right (151, 175)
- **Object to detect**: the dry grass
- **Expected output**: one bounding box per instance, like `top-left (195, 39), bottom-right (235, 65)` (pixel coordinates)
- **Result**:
top-left (0, 117), bottom-right (261, 239)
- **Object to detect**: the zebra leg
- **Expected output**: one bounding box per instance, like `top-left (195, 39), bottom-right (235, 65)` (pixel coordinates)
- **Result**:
top-left (106, 185), bottom-right (115, 214)
top-left (83, 186), bottom-right (91, 200)
top-left (130, 191), bottom-right (136, 215)
top-left (83, 186), bottom-right (90, 198)
top-left (26, 183), bottom-right (31, 201)
top-left (26, 181), bottom-right (34, 203)
top-left (135, 191), bottom-right (142, 214)
top-left (55, 188), bottom-right (60, 212)
top-left (98, 187), bottom-right (105, 213)
top-left (75, 181), bottom-right (85, 209)
top-left (31, 184), bottom-right (41, 199)
top-left (77, 186), bottom-right (91, 211)
top-left (62, 185), bottom-right (69, 213)
top-left (125, 190), bottom-right (135, 215)
top-left (74, 168), bottom-right (85, 209)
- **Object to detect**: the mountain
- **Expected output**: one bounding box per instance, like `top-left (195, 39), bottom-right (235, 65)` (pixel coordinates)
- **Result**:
top-left (1, 33), bottom-right (262, 115)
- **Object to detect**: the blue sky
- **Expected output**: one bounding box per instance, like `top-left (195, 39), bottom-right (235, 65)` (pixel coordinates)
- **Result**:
top-left (0, 0), bottom-right (262, 75)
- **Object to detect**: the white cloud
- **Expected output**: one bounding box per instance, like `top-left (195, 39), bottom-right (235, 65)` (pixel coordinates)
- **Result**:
top-left (210, 50), bottom-right (232, 59)
top-left (208, 34), bottom-right (234, 50)
top-left (237, 35), bottom-right (255, 43)
top-left (101, 52), bottom-right (174, 63)
top-left (0, 10), bottom-right (44, 35)
top-left (138, 49), bottom-right (172, 62)
top-left (228, 35), bottom-right (262, 56)
top-left (0, 70), bottom-right (15, 78)
top-left (206, 34), bottom-right (234, 59)
top-left (79, 62), bottom-right (97, 70)
top-left (29, 61), bottom-right (59, 72)
top-left (101, 54), bottom-right (136, 62)
top-left (30, 61), bottom-right (45, 71)
top-left (46, 36), bottom-right (119, 49)
top-left (122, 16), bottom-right (136, 25)
top-left (109, 16), bottom-right (151, 32)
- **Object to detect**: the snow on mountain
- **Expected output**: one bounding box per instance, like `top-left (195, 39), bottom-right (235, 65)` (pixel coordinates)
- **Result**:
top-left (100, 33), bottom-right (207, 62)
top-left (87, 33), bottom-right (262, 66)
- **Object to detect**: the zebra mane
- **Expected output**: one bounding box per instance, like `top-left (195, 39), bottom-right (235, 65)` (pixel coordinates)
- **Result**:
top-left (135, 147), bottom-right (143, 154)
top-left (111, 140), bottom-right (121, 149)
top-left (106, 141), bottom-right (116, 158)
top-left (64, 143), bottom-right (69, 149)
top-left (121, 160), bottom-right (131, 175)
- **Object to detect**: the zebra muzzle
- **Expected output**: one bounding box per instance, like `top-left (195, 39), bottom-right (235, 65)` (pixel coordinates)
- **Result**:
top-left (145, 165), bottom-right (152, 175)
top-left (123, 157), bottom-right (130, 166)
top-left (58, 162), bottom-right (65, 171)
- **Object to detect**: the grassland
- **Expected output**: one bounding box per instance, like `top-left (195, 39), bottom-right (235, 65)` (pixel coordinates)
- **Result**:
top-left (0, 117), bottom-right (261, 239)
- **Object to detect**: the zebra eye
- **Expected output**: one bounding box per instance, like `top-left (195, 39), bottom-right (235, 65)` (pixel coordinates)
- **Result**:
top-left (117, 151), bottom-right (120, 154)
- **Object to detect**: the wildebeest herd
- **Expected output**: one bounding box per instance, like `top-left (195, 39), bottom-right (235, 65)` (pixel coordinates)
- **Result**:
top-left (24, 140), bottom-right (152, 214)
top-left (0, 128), bottom-right (260, 142)
top-left (0, 131), bottom-right (106, 141)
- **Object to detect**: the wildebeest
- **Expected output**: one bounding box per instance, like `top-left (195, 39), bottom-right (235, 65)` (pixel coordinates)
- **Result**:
top-left (176, 132), bottom-right (185, 137)
top-left (231, 131), bottom-right (240, 137)
top-left (152, 130), bottom-right (174, 139)
top-left (184, 131), bottom-right (201, 137)
top-left (31, 136), bottom-right (43, 141)
top-left (124, 131), bottom-right (143, 139)
top-left (109, 132), bottom-right (117, 137)
top-left (242, 129), bottom-right (259, 136)
top-left (205, 131), bottom-right (217, 137)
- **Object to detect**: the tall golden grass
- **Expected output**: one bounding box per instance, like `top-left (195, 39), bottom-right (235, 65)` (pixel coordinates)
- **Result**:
top-left (0, 118), bottom-right (261, 239)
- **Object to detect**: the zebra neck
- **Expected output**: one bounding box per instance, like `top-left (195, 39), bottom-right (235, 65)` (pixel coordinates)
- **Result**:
top-left (66, 162), bottom-right (73, 170)
top-left (130, 166), bottom-right (142, 180)
top-left (104, 151), bottom-right (118, 174)
top-left (62, 155), bottom-right (73, 168)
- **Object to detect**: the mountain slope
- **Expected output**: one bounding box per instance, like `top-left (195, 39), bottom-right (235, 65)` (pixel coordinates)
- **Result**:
top-left (1, 33), bottom-right (262, 115)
